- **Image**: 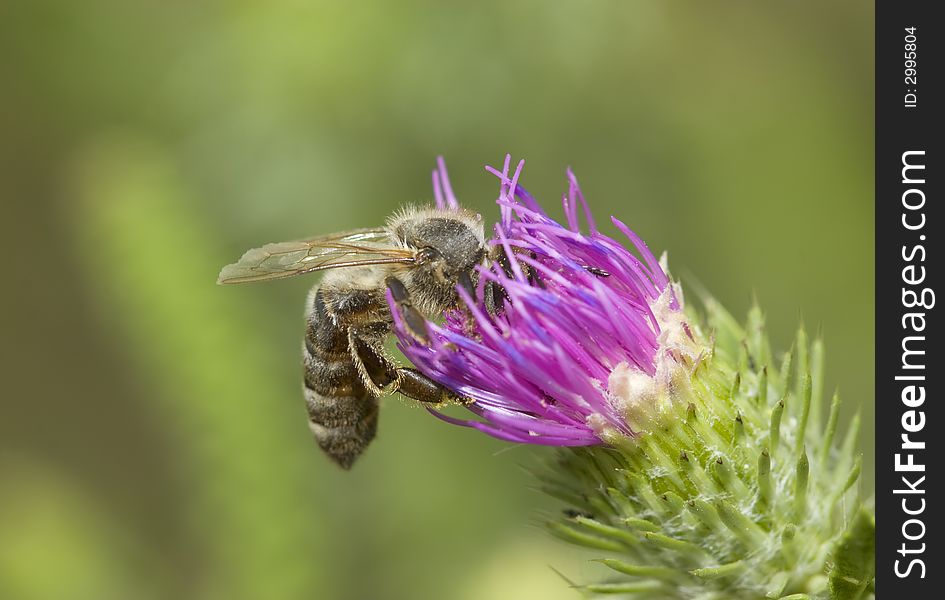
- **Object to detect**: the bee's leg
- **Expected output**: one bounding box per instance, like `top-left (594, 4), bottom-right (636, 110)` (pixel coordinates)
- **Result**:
top-left (395, 368), bottom-right (463, 406)
top-left (523, 252), bottom-right (544, 288)
top-left (349, 333), bottom-right (396, 397)
top-left (479, 247), bottom-right (520, 316)
top-left (385, 276), bottom-right (431, 343)
top-left (384, 276), bottom-right (470, 405)
top-left (456, 271), bottom-right (486, 334)
top-left (483, 280), bottom-right (510, 316)
top-left (352, 333), bottom-right (464, 406)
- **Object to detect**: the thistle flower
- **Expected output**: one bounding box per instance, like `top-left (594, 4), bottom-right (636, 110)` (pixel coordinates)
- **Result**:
top-left (393, 156), bottom-right (699, 446)
top-left (391, 157), bottom-right (874, 599)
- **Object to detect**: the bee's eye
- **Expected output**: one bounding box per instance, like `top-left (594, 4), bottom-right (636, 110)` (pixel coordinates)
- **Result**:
top-left (416, 247), bottom-right (440, 264)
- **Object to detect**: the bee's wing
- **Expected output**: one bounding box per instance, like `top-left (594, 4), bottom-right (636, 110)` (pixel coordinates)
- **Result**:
top-left (218, 228), bottom-right (415, 284)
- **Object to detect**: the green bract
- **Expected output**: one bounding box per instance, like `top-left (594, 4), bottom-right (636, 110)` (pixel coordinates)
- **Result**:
top-left (539, 300), bottom-right (874, 600)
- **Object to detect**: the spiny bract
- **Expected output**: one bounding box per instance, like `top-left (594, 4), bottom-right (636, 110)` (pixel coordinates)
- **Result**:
top-left (541, 303), bottom-right (874, 600)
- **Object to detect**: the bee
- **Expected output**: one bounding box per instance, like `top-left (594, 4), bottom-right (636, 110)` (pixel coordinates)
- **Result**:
top-left (218, 206), bottom-right (491, 469)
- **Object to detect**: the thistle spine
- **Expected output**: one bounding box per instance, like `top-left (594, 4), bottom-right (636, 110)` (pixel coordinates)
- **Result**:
top-left (540, 300), bottom-right (874, 599)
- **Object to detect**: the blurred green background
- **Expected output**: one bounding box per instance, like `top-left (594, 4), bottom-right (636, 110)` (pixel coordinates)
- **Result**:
top-left (1, 1), bottom-right (872, 599)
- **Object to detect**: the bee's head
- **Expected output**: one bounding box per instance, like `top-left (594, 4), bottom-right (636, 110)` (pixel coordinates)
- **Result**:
top-left (389, 207), bottom-right (487, 311)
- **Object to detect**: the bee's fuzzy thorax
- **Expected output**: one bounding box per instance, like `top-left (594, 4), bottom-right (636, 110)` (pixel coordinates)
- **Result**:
top-left (384, 205), bottom-right (485, 249)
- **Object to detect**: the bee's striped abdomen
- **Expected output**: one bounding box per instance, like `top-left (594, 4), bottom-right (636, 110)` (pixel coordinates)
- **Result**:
top-left (303, 285), bottom-right (386, 469)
